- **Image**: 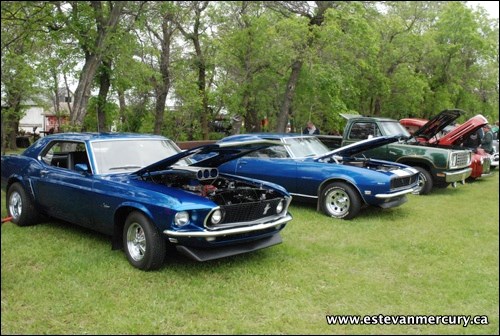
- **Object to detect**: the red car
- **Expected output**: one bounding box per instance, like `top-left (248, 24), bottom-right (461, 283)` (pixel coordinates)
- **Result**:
top-left (400, 112), bottom-right (492, 180)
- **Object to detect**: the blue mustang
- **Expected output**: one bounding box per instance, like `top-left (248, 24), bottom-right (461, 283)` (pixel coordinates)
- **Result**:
top-left (211, 133), bottom-right (419, 220)
top-left (1, 133), bottom-right (292, 271)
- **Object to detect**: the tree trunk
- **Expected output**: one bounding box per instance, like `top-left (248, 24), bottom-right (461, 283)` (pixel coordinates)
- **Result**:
top-left (243, 93), bottom-right (261, 133)
top-left (153, 15), bottom-right (173, 135)
top-left (274, 1), bottom-right (332, 132)
top-left (276, 60), bottom-right (303, 132)
top-left (5, 95), bottom-right (22, 150)
top-left (117, 88), bottom-right (126, 130)
top-left (69, 1), bottom-right (125, 129)
top-left (194, 41), bottom-right (209, 140)
top-left (71, 54), bottom-right (101, 128)
top-left (374, 97), bottom-right (382, 116)
top-left (176, 2), bottom-right (210, 140)
top-left (96, 59), bottom-right (112, 132)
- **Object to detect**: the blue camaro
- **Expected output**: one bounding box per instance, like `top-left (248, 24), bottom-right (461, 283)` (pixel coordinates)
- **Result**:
top-left (210, 133), bottom-right (419, 220)
top-left (1, 133), bottom-right (292, 271)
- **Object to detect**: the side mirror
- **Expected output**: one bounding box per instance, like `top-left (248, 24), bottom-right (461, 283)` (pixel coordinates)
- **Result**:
top-left (75, 163), bottom-right (90, 174)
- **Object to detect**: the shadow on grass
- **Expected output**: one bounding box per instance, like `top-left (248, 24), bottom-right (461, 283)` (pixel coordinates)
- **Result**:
top-left (3, 214), bottom-right (280, 273)
top-left (289, 198), bottom-right (409, 221)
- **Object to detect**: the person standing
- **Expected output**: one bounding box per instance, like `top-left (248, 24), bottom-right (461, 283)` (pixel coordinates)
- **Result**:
top-left (303, 121), bottom-right (320, 135)
top-left (481, 124), bottom-right (494, 154)
top-left (492, 121), bottom-right (499, 140)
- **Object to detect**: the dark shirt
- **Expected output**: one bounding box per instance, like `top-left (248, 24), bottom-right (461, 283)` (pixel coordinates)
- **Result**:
top-left (481, 130), bottom-right (494, 154)
top-left (463, 131), bottom-right (481, 148)
top-left (303, 127), bottom-right (320, 135)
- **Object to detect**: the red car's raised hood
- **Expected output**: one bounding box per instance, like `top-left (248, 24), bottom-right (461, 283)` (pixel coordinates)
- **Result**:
top-left (412, 109), bottom-right (464, 140)
top-left (436, 114), bottom-right (488, 146)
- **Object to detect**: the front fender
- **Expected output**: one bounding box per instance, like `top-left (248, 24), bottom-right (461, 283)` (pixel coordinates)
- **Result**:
top-left (116, 201), bottom-right (156, 221)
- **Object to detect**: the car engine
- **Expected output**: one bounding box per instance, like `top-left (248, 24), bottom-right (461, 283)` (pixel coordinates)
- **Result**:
top-left (143, 166), bottom-right (283, 205)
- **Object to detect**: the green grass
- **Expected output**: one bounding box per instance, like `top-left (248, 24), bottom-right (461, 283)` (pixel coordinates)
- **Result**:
top-left (1, 174), bottom-right (499, 334)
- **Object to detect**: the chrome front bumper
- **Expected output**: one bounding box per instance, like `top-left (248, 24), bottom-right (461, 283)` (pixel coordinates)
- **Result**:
top-left (164, 214), bottom-right (292, 238)
top-left (444, 167), bottom-right (472, 183)
top-left (375, 188), bottom-right (415, 199)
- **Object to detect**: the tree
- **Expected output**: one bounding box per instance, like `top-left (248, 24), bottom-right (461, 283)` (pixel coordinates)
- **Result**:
top-left (56, 1), bottom-right (126, 129)
top-left (140, 1), bottom-right (177, 135)
top-left (266, 1), bottom-right (340, 132)
top-left (175, 1), bottom-right (213, 140)
top-left (1, 1), bottom-right (51, 152)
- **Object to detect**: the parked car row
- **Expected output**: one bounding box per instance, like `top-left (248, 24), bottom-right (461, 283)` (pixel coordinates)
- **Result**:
top-left (1, 110), bottom-right (495, 271)
top-left (316, 109), bottom-right (479, 195)
top-left (399, 112), bottom-right (495, 178)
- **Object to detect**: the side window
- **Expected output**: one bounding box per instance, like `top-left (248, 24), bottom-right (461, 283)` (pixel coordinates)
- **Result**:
top-left (41, 141), bottom-right (89, 171)
top-left (349, 122), bottom-right (380, 140)
top-left (372, 124), bottom-right (382, 137)
top-left (246, 145), bottom-right (289, 158)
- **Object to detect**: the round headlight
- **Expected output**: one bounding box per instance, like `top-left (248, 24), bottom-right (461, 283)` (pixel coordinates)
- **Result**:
top-left (174, 211), bottom-right (190, 226)
top-left (276, 200), bottom-right (284, 214)
top-left (211, 209), bottom-right (223, 225)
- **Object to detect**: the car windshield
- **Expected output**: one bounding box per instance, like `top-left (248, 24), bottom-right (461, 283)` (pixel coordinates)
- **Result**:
top-left (91, 139), bottom-right (181, 174)
top-left (379, 121), bottom-right (411, 137)
top-left (283, 137), bottom-right (331, 158)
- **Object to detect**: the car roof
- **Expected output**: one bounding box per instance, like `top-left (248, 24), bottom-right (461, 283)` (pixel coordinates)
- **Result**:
top-left (42, 132), bottom-right (167, 142)
top-left (219, 133), bottom-right (309, 143)
top-left (22, 132), bottom-right (169, 158)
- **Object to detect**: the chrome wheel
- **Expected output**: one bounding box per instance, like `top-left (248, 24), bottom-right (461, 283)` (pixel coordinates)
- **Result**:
top-left (6, 183), bottom-right (40, 226)
top-left (123, 211), bottom-right (167, 270)
top-left (411, 167), bottom-right (433, 195)
top-left (8, 191), bottom-right (23, 221)
top-left (126, 222), bottom-right (146, 262)
top-left (413, 172), bottom-right (426, 194)
top-left (324, 188), bottom-right (350, 217)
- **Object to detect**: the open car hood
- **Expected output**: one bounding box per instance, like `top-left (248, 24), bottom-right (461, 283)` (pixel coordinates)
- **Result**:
top-left (134, 139), bottom-right (284, 175)
top-left (412, 109), bottom-right (464, 139)
top-left (316, 135), bottom-right (402, 160)
top-left (436, 114), bottom-right (488, 145)
top-left (400, 118), bottom-right (427, 128)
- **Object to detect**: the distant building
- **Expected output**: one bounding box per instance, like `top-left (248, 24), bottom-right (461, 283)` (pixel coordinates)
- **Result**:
top-left (15, 88), bottom-right (72, 135)
top-left (18, 100), bottom-right (45, 134)
top-left (43, 87), bottom-right (72, 134)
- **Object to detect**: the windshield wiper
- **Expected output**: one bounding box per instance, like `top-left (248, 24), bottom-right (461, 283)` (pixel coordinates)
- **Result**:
top-left (109, 165), bottom-right (142, 171)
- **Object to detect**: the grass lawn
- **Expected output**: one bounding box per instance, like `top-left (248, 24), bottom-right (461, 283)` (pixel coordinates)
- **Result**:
top-left (1, 173), bottom-right (499, 334)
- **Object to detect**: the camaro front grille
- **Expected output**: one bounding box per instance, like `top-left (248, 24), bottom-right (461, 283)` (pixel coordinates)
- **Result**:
top-left (390, 174), bottom-right (418, 190)
top-left (206, 198), bottom-right (284, 229)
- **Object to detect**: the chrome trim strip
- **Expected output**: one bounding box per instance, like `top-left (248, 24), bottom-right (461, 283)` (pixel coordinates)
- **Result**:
top-left (290, 192), bottom-right (317, 199)
top-left (217, 139), bottom-right (286, 147)
top-left (375, 188), bottom-right (415, 199)
top-left (165, 214), bottom-right (292, 238)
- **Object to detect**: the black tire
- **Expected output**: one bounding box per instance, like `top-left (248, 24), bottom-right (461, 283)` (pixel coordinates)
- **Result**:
top-left (6, 182), bottom-right (40, 226)
top-left (123, 211), bottom-right (166, 271)
top-left (412, 166), bottom-right (433, 195)
top-left (320, 182), bottom-right (361, 220)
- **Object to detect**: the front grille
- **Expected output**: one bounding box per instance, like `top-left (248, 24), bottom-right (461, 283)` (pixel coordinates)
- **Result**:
top-left (206, 198), bottom-right (283, 229)
top-left (391, 174), bottom-right (418, 190)
top-left (451, 151), bottom-right (471, 168)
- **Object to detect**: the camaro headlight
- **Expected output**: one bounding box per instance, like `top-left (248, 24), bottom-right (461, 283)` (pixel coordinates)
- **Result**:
top-left (174, 211), bottom-right (190, 226)
top-left (211, 209), bottom-right (223, 225)
top-left (276, 200), bottom-right (284, 214)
